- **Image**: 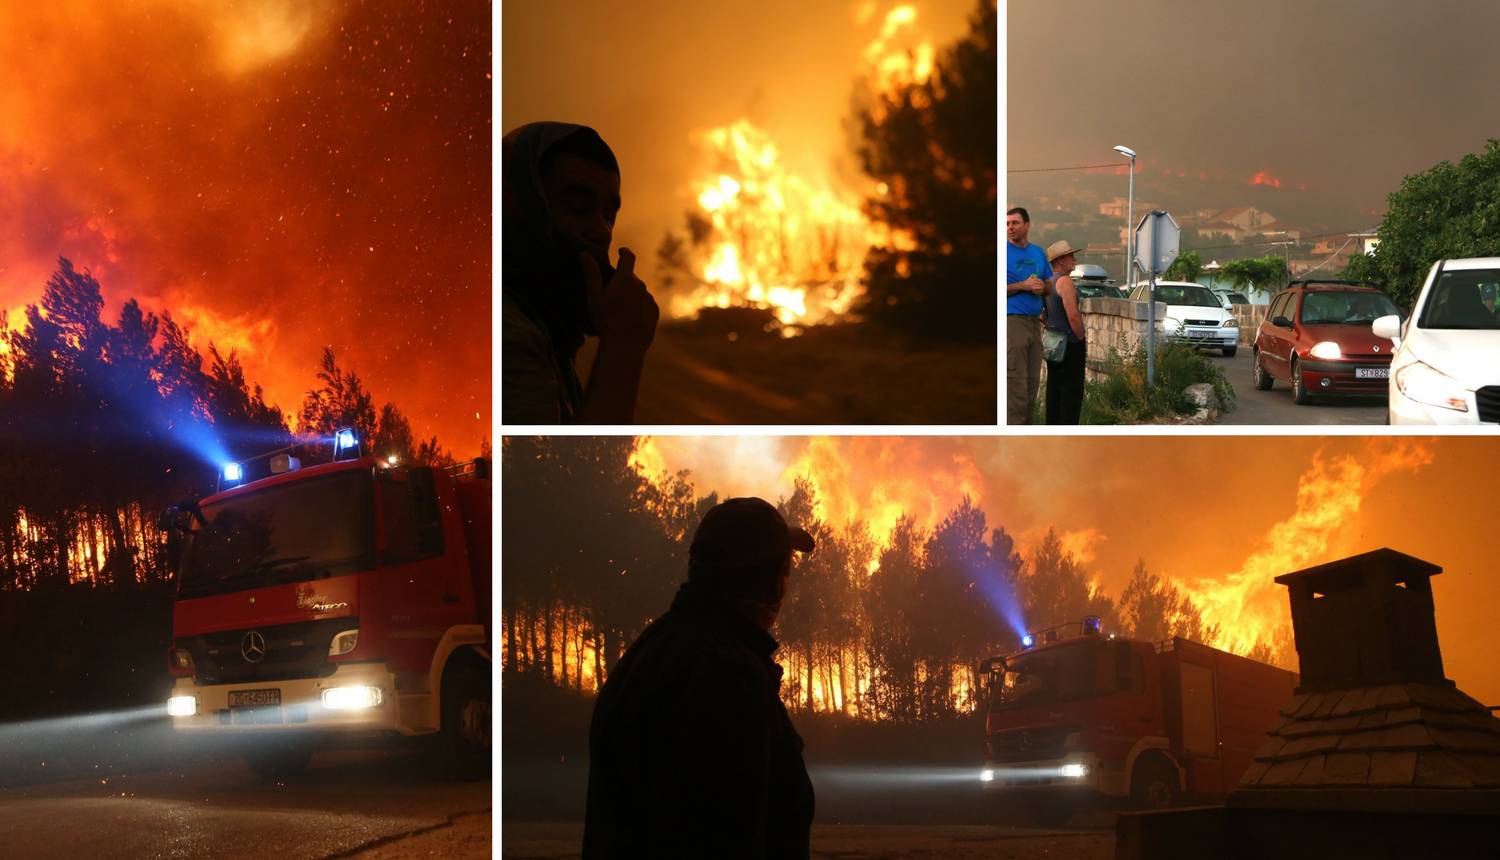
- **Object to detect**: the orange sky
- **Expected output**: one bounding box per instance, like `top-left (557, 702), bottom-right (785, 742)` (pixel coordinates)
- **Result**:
top-left (637, 435), bottom-right (1500, 707)
top-left (0, 1), bottom-right (490, 455)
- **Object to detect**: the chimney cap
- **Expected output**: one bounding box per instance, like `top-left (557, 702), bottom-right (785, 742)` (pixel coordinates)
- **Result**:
top-left (1273, 547), bottom-right (1441, 587)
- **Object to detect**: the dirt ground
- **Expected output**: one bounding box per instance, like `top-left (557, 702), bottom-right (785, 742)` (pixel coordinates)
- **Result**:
top-left (499, 821), bottom-right (1114, 859)
top-left (614, 320), bottom-right (996, 424)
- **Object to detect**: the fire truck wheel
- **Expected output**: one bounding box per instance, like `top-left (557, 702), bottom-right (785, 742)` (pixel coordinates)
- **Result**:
top-left (439, 659), bottom-right (492, 780)
top-left (244, 741), bottom-right (314, 780)
top-left (1130, 757), bottom-right (1179, 810)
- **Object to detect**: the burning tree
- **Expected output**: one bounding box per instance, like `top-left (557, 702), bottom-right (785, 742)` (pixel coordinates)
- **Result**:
top-left (854, 0), bottom-right (997, 342)
top-left (656, 120), bottom-right (872, 333)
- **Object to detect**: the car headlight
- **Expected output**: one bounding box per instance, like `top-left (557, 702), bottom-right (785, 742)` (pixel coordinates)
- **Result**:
top-left (1160, 317), bottom-right (1181, 333)
top-left (1309, 341), bottom-right (1342, 360)
top-left (167, 696), bottom-right (197, 717)
top-left (1222, 318), bottom-right (1238, 328)
top-left (321, 685), bottom-right (383, 710)
top-left (1395, 360), bottom-right (1469, 412)
top-left (980, 768), bottom-right (996, 783)
top-left (1058, 763), bottom-right (1090, 779)
top-left (329, 629), bottom-right (359, 657)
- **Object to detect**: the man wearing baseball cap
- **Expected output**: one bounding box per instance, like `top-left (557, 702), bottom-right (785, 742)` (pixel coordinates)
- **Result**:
top-left (583, 497), bottom-right (817, 858)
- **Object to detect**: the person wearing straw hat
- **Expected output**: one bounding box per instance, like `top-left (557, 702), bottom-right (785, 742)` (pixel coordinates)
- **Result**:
top-left (583, 497), bottom-right (818, 858)
top-left (1043, 240), bottom-right (1087, 424)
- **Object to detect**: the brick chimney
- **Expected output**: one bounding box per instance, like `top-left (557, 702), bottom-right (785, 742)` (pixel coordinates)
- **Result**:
top-left (1273, 548), bottom-right (1445, 694)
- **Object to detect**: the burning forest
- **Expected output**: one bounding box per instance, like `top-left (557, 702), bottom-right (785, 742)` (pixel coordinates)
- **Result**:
top-left (501, 435), bottom-right (1498, 726)
top-left (501, 0), bottom-right (997, 424)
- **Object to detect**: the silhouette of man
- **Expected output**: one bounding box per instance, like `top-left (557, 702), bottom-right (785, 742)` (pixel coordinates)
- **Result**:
top-left (583, 498), bottom-right (817, 859)
top-left (502, 122), bottom-right (658, 423)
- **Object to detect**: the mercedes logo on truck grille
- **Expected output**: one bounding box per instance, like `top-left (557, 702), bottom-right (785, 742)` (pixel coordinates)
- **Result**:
top-left (241, 630), bottom-right (267, 663)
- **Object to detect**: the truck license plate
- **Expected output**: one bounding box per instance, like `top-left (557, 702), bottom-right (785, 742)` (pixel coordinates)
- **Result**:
top-left (1355, 367), bottom-right (1390, 380)
top-left (229, 689), bottom-right (282, 708)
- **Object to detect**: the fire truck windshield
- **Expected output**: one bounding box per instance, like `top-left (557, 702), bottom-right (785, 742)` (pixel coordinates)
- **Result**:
top-left (993, 640), bottom-right (1106, 710)
top-left (177, 470), bottom-right (374, 598)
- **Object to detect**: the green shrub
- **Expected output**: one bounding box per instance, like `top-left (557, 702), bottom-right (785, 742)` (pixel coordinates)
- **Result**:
top-left (1074, 344), bottom-right (1235, 424)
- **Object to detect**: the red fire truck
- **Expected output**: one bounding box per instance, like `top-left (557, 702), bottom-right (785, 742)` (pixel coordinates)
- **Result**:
top-left (162, 431), bottom-right (491, 779)
top-left (978, 617), bottom-right (1296, 824)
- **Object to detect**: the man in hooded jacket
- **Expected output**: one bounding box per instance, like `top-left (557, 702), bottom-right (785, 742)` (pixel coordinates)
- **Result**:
top-left (502, 122), bottom-right (658, 423)
top-left (582, 497), bottom-right (817, 859)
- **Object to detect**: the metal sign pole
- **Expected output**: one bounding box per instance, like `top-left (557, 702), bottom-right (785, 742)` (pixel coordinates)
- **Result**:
top-left (1147, 269), bottom-right (1157, 387)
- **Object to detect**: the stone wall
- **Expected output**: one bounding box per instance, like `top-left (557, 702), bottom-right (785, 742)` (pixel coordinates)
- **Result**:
top-left (1079, 297), bottom-right (1165, 381)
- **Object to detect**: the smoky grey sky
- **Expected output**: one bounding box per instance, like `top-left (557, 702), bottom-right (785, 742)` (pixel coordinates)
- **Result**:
top-left (1009, 0), bottom-right (1500, 234)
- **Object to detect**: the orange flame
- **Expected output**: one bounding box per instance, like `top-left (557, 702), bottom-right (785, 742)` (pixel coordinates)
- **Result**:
top-left (1176, 439), bottom-right (1435, 655)
top-left (1249, 170), bottom-right (1283, 189)
top-left (665, 4), bottom-right (934, 332)
top-left (668, 119), bottom-right (872, 331)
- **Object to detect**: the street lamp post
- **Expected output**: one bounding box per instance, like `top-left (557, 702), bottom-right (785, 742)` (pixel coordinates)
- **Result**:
top-left (1114, 145), bottom-right (1137, 287)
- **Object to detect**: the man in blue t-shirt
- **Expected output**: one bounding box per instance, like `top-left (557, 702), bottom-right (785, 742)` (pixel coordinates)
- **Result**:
top-left (1006, 207), bottom-right (1053, 424)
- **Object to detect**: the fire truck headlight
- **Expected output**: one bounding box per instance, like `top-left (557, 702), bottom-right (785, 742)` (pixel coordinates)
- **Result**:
top-left (1021, 634), bottom-right (1035, 649)
top-left (321, 685), bottom-right (383, 710)
top-left (167, 696), bottom-right (197, 717)
top-left (222, 462), bottom-right (243, 483)
top-left (980, 768), bottom-right (996, 783)
top-left (1058, 763), bottom-right (1090, 779)
top-left (328, 629), bottom-right (359, 657)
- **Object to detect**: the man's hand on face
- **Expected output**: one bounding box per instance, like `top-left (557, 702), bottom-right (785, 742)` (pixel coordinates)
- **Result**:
top-left (584, 247), bottom-right (658, 355)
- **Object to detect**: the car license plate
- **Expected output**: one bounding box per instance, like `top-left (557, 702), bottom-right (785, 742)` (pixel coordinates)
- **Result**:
top-left (1191, 330), bottom-right (1218, 339)
top-left (229, 689), bottom-right (282, 708)
top-left (1355, 367), bottom-right (1390, 380)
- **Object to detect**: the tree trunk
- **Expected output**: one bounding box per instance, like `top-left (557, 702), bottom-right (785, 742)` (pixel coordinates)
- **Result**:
top-left (542, 602), bottom-right (555, 685)
top-left (504, 604), bottom-right (519, 678)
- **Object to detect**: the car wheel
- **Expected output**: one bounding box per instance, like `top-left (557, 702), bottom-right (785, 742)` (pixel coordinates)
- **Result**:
top-left (1253, 350), bottom-right (1273, 391)
top-left (1291, 357), bottom-right (1311, 405)
top-left (1223, 345), bottom-right (1238, 358)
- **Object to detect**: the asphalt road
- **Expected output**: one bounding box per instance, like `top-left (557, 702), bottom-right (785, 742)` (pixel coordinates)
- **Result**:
top-left (501, 821), bottom-right (1114, 860)
top-left (0, 748), bottom-right (491, 860)
top-left (1208, 348), bottom-right (1387, 425)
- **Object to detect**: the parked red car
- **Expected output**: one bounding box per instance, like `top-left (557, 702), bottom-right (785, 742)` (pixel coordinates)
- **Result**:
top-left (1252, 280), bottom-right (1401, 404)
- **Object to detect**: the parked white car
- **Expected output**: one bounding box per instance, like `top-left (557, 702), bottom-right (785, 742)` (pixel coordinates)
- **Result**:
top-left (1128, 281), bottom-right (1239, 356)
top-left (1372, 257), bottom-right (1500, 424)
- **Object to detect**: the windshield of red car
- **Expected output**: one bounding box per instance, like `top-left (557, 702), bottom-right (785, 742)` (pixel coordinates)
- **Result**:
top-left (1299, 290), bottom-right (1399, 325)
top-left (1418, 270), bottom-right (1500, 330)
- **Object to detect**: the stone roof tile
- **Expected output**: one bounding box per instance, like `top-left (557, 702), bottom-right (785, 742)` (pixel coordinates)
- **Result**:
top-left (1282, 734), bottom-right (1342, 757)
top-left (1279, 693), bottom-right (1310, 718)
top-left (1323, 751), bottom-right (1372, 784)
top-left (1292, 754), bottom-right (1328, 786)
top-left (1331, 688), bottom-right (1366, 716)
top-left (1259, 757), bottom-right (1311, 786)
top-left (1414, 750), bottom-right (1477, 788)
top-left (1373, 684), bottom-right (1412, 708)
top-left (1367, 750), bottom-right (1418, 787)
